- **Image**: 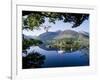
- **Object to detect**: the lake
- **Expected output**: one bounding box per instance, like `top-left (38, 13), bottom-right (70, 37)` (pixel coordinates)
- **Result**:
top-left (22, 46), bottom-right (89, 68)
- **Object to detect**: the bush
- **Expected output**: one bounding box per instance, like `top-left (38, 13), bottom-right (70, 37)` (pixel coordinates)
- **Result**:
top-left (22, 38), bottom-right (43, 50)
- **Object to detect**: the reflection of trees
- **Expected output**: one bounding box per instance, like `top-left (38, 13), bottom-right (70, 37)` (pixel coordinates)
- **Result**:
top-left (22, 36), bottom-right (43, 51)
top-left (44, 38), bottom-right (89, 53)
top-left (48, 38), bottom-right (81, 52)
top-left (22, 51), bottom-right (46, 69)
top-left (22, 34), bottom-right (44, 69)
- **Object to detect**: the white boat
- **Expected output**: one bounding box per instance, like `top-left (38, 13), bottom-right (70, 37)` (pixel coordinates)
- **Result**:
top-left (58, 50), bottom-right (64, 54)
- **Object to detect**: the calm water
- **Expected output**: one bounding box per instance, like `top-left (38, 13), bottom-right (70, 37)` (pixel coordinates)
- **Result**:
top-left (23, 46), bottom-right (89, 68)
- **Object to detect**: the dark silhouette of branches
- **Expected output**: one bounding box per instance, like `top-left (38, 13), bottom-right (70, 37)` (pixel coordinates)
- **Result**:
top-left (22, 11), bottom-right (89, 30)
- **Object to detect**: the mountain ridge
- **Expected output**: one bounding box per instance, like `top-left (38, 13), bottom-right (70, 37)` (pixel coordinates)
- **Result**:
top-left (23, 30), bottom-right (89, 42)
top-left (38, 30), bottom-right (89, 41)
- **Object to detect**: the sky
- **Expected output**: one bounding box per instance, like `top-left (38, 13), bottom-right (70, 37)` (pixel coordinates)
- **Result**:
top-left (23, 18), bottom-right (89, 36)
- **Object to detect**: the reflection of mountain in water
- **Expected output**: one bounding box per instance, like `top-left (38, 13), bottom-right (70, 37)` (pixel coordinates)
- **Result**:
top-left (22, 46), bottom-right (89, 68)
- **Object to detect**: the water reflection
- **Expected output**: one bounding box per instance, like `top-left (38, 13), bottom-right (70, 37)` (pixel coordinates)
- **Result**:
top-left (22, 45), bottom-right (89, 69)
top-left (22, 51), bottom-right (46, 69)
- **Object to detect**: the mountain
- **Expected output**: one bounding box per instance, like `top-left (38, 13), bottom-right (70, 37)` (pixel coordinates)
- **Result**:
top-left (78, 31), bottom-right (89, 38)
top-left (23, 30), bottom-right (89, 42)
top-left (38, 30), bottom-right (87, 42)
top-left (54, 30), bottom-right (79, 39)
top-left (39, 31), bottom-right (59, 41)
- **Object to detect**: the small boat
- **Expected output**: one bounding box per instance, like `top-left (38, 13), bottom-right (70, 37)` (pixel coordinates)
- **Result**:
top-left (58, 50), bottom-right (64, 54)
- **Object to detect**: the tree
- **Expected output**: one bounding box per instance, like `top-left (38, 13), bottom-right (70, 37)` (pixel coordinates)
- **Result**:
top-left (22, 11), bottom-right (89, 30)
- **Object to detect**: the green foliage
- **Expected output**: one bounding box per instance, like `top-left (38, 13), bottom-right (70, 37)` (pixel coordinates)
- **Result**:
top-left (26, 13), bottom-right (43, 30)
top-left (22, 39), bottom-right (43, 50)
top-left (44, 38), bottom-right (89, 52)
top-left (22, 11), bottom-right (89, 30)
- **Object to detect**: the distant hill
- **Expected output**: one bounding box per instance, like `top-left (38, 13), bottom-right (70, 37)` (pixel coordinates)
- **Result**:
top-left (39, 31), bottom-right (59, 41)
top-left (23, 30), bottom-right (89, 42)
top-left (54, 30), bottom-right (79, 39)
top-left (38, 30), bottom-right (89, 42)
top-left (78, 31), bottom-right (89, 38)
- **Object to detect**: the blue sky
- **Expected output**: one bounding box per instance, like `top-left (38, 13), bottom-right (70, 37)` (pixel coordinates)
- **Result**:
top-left (23, 18), bottom-right (89, 36)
